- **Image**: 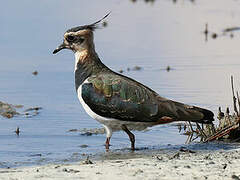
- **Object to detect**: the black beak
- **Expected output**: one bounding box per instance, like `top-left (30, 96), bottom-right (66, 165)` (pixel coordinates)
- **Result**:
top-left (53, 43), bottom-right (67, 54)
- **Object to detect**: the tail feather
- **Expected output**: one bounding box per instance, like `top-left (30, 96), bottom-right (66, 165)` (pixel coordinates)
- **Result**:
top-left (171, 100), bottom-right (214, 124)
top-left (193, 107), bottom-right (214, 124)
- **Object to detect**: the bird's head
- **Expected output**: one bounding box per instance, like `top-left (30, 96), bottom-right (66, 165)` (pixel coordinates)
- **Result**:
top-left (53, 13), bottom-right (110, 55)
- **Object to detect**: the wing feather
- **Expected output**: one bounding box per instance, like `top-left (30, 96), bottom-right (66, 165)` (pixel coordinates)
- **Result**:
top-left (81, 73), bottom-right (213, 123)
top-left (81, 74), bottom-right (159, 122)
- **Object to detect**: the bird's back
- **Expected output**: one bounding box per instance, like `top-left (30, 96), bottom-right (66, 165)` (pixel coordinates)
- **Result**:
top-left (81, 70), bottom-right (214, 124)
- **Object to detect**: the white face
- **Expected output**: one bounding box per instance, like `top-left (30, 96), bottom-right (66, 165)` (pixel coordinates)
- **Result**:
top-left (53, 13), bottom-right (110, 55)
top-left (63, 29), bottom-right (93, 53)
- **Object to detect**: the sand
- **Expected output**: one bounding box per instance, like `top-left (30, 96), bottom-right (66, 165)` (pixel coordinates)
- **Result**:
top-left (1, 145), bottom-right (240, 180)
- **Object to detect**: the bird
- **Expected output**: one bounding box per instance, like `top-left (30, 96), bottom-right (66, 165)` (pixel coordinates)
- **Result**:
top-left (53, 13), bottom-right (214, 151)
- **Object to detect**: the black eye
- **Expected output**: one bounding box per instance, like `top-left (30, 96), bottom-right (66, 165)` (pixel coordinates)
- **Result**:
top-left (66, 35), bottom-right (75, 42)
top-left (79, 37), bottom-right (84, 44)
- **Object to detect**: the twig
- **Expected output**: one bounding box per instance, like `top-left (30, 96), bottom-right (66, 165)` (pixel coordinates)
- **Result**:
top-left (188, 121), bottom-right (194, 132)
top-left (185, 133), bottom-right (193, 144)
top-left (191, 135), bottom-right (200, 142)
top-left (237, 91), bottom-right (240, 115)
top-left (204, 124), bottom-right (239, 142)
top-left (218, 107), bottom-right (224, 120)
top-left (210, 123), bottom-right (216, 133)
top-left (196, 123), bottom-right (207, 139)
top-left (231, 76), bottom-right (239, 116)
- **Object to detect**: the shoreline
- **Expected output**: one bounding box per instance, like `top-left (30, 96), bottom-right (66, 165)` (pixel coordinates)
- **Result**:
top-left (1, 143), bottom-right (240, 180)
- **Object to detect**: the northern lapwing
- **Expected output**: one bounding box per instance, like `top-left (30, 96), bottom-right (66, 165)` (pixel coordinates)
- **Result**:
top-left (53, 13), bottom-right (214, 150)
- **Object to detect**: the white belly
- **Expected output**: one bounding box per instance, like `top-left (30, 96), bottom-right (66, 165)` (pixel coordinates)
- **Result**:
top-left (77, 79), bottom-right (117, 124)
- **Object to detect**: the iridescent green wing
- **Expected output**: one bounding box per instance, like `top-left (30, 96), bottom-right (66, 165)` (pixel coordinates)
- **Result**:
top-left (81, 73), bottom-right (159, 122)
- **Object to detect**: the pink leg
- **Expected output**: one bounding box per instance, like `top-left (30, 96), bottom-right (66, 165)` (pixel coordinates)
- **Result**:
top-left (105, 137), bottom-right (111, 151)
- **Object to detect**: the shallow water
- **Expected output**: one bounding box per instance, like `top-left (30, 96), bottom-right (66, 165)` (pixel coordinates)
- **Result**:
top-left (1, 0), bottom-right (240, 167)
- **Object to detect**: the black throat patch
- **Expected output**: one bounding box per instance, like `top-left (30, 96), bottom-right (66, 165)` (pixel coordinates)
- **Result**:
top-left (75, 61), bottom-right (92, 91)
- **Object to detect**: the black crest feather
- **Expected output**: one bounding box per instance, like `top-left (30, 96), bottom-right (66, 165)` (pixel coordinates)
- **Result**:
top-left (66, 12), bottom-right (111, 33)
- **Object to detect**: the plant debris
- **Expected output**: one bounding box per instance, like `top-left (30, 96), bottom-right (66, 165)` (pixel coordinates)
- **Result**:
top-left (203, 76), bottom-right (240, 142)
top-left (32, 71), bottom-right (38, 75)
top-left (203, 24), bottom-right (240, 42)
top-left (68, 128), bottom-right (105, 135)
top-left (68, 129), bottom-right (78, 132)
top-left (211, 33), bottom-right (218, 39)
top-left (179, 147), bottom-right (196, 153)
top-left (81, 156), bottom-right (93, 165)
top-left (102, 21), bottom-right (108, 27)
top-left (223, 27), bottom-right (240, 33)
top-left (24, 107), bottom-right (42, 118)
top-left (79, 144), bottom-right (88, 148)
top-left (166, 66), bottom-right (171, 72)
top-left (0, 101), bottom-right (42, 119)
top-left (169, 152), bottom-right (180, 159)
top-left (15, 127), bottom-right (20, 136)
top-left (62, 168), bottom-right (80, 173)
top-left (118, 69), bottom-right (124, 73)
top-left (24, 107), bottom-right (42, 112)
top-left (0, 101), bottom-right (20, 118)
top-left (181, 76), bottom-right (240, 143)
top-left (118, 66), bottom-right (144, 73)
top-left (132, 66), bottom-right (142, 71)
top-left (29, 154), bottom-right (42, 157)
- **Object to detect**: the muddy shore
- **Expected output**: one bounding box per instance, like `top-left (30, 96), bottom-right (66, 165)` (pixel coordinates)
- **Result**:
top-left (1, 143), bottom-right (240, 180)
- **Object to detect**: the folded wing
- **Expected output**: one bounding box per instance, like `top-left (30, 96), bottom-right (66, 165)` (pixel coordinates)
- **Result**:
top-left (81, 73), bottom-right (214, 123)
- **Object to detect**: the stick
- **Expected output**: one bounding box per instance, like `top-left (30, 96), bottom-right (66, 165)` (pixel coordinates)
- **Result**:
top-left (188, 121), bottom-right (194, 133)
top-left (231, 76), bottom-right (239, 116)
top-left (204, 124), bottom-right (239, 142)
top-left (185, 133), bottom-right (193, 144)
top-left (196, 123), bottom-right (207, 139)
top-left (237, 91), bottom-right (240, 116)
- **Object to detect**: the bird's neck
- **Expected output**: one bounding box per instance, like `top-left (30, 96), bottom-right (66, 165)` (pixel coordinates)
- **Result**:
top-left (74, 49), bottom-right (108, 90)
